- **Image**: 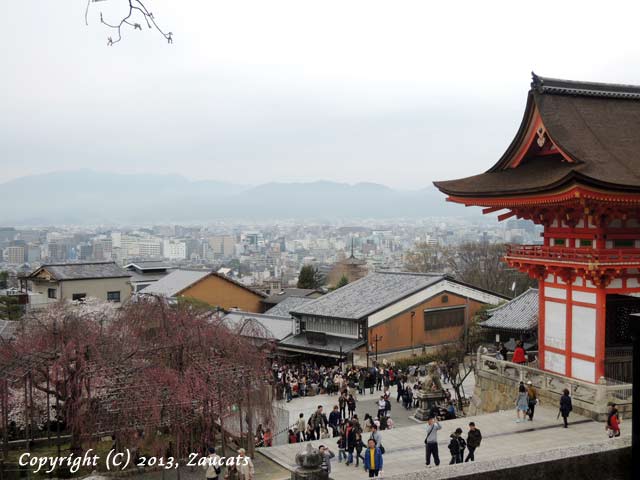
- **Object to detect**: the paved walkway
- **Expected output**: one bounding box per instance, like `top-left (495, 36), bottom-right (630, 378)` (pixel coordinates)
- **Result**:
top-left (259, 405), bottom-right (628, 479)
top-left (276, 371), bottom-right (476, 435)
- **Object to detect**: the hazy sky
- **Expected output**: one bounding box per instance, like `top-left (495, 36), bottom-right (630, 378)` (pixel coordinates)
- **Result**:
top-left (2, 1), bottom-right (640, 189)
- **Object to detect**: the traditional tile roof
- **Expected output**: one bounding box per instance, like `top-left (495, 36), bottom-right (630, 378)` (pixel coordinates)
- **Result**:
top-left (125, 261), bottom-right (172, 272)
top-left (29, 262), bottom-right (131, 281)
top-left (139, 269), bottom-right (267, 299)
top-left (290, 272), bottom-right (445, 320)
top-left (278, 332), bottom-right (365, 355)
top-left (480, 288), bottom-right (538, 333)
top-left (264, 296), bottom-right (314, 317)
top-left (263, 288), bottom-right (319, 305)
top-left (139, 269), bottom-right (211, 297)
top-left (222, 311), bottom-right (294, 341)
top-left (434, 73), bottom-right (640, 197)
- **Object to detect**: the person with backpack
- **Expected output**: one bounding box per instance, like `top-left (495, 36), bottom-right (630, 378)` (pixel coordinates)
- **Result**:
top-left (310, 405), bottom-right (328, 439)
top-left (465, 422), bottom-right (482, 462)
top-left (424, 416), bottom-right (441, 467)
top-left (203, 447), bottom-right (222, 480)
top-left (363, 438), bottom-right (383, 478)
top-left (559, 388), bottom-right (572, 428)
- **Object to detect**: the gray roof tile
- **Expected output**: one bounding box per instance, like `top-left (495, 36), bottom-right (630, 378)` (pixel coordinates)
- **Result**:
top-left (264, 296), bottom-right (314, 317)
top-left (291, 272), bottom-right (445, 320)
top-left (32, 262), bottom-right (131, 280)
top-left (481, 288), bottom-right (538, 332)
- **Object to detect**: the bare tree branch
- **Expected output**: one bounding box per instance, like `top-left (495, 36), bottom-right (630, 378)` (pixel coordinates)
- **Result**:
top-left (87, 0), bottom-right (173, 46)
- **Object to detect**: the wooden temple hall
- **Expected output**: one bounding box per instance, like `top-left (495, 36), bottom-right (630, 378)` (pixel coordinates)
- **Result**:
top-left (435, 73), bottom-right (640, 384)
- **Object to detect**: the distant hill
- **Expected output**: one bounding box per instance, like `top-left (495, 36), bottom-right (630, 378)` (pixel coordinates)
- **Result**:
top-left (0, 170), bottom-right (476, 224)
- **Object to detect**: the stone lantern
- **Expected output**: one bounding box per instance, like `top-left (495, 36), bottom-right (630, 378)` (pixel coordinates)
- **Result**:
top-left (292, 443), bottom-right (328, 480)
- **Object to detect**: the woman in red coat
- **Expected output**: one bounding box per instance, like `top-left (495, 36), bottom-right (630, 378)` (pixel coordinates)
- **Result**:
top-left (512, 341), bottom-right (527, 364)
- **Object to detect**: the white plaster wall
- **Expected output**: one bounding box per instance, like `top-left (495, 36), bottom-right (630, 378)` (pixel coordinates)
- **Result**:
top-left (545, 301), bottom-right (566, 350)
top-left (608, 278), bottom-right (623, 289)
top-left (545, 287), bottom-right (567, 300)
top-left (574, 277), bottom-right (584, 287)
top-left (628, 278), bottom-right (640, 288)
top-left (545, 350), bottom-right (566, 375)
top-left (572, 305), bottom-right (596, 357)
top-left (572, 358), bottom-right (595, 383)
top-left (572, 290), bottom-right (596, 304)
top-left (545, 274), bottom-right (554, 283)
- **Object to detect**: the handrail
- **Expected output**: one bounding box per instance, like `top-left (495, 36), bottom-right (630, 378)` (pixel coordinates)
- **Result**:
top-left (505, 244), bottom-right (640, 264)
top-left (477, 354), bottom-right (632, 405)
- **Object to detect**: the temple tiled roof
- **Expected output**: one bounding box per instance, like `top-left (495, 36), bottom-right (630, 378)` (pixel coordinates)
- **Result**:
top-left (264, 296), bottom-right (314, 317)
top-left (30, 262), bottom-right (131, 281)
top-left (291, 272), bottom-right (445, 320)
top-left (480, 288), bottom-right (538, 333)
top-left (434, 74), bottom-right (640, 197)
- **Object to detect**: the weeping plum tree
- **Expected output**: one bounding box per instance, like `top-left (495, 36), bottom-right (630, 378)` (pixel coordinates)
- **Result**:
top-left (0, 298), bottom-right (273, 458)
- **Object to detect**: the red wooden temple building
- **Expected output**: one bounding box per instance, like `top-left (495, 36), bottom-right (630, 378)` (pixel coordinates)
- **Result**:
top-left (435, 73), bottom-right (640, 384)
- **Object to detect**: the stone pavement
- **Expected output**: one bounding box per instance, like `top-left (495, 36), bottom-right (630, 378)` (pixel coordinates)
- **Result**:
top-left (259, 405), bottom-right (628, 479)
top-left (276, 372), bottom-right (476, 435)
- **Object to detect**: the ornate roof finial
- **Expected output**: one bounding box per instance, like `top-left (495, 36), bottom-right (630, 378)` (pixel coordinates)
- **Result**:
top-left (531, 71), bottom-right (543, 90)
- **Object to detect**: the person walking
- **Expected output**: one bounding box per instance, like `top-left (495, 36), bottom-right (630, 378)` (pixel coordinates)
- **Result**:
top-left (606, 403), bottom-right (621, 438)
top-left (236, 449), bottom-right (254, 480)
top-left (526, 381), bottom-right (538, 421)
top-left (354, 432), bottom-right (365, 467)
top-left (345, 420), bottom-right (356, 466)
top-left (310, 405), bottom-right (328, 440)
top-left (559, 388), bottom-right (572, 428)
top-left (363, 438), bottom-right (383, 478)
top-left (329, 405), bottom-right (341, 437)
top-left (296, 413), bottom-right (306, 442)
top-left (377, 396), bottom-right (386, 419)
top-left (424, 416), bottom-right (441, 467)
top-left (455, 428), bottom-right (466, 463)
top-left (203, 447), bottom-right (222, 480)
top-left (447, 430), bottom-right (460, 465)
top-left (347, 394), bottom-right (357, 418)
top-left (339, 392), bottom-right (347, 420)
top-left (465, 422), bottom-right (482, 462)
top-left (369, 424), bottom-right (383, 452)
top-left (318, 445), bottom-right (335, 475)
top-left (515, 382), bottom-right (529, 423)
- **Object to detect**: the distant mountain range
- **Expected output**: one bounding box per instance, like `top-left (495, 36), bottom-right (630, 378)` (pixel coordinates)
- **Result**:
top-left (0, 170), bottom-right (477, 225)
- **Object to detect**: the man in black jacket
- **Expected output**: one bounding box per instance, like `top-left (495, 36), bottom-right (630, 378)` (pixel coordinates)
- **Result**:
top-left (465, 422), bottom-right (482, 462)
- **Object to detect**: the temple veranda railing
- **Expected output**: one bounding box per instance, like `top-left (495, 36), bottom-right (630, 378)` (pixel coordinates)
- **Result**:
top-left (477, 353), bottom-right (632, 408)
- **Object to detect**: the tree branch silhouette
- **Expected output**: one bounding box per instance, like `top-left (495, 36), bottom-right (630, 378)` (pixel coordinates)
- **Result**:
top-left (87, 0), bottom-right (173, 46)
